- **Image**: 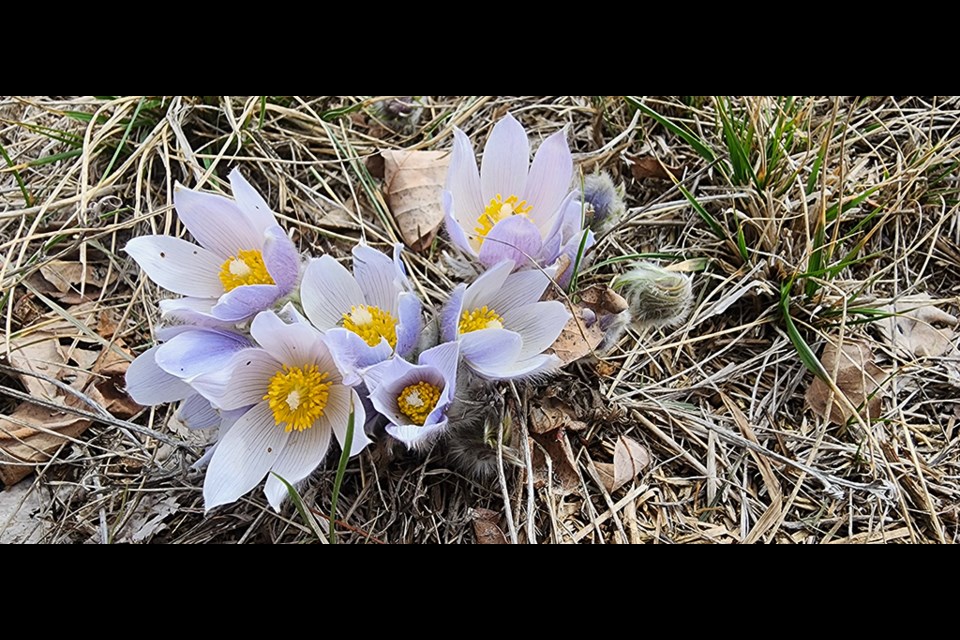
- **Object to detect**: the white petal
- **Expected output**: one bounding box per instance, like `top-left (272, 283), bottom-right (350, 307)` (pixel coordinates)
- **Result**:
top-left (418, 342), bottom-right (460, 392)
top-left (353, 244), bottom-right (399, 315)
top-left (211, 348), bottom-right (280, 411)
top-left (472, 354), bottom-right (564, 381)
top-left (324, 386), bottom-right (372, 457)
top-left (446, 128), bottom-right (484, 225)
top-left (443, 194), bottom-right (478, 257)
top-left (463, 260), bottom-right (515, 311)
top-left (125, 236), bottom-right (224, 298)
top-left (250, 311), bottom-right (329, 370)
top-left (125, 347), bottom-right (192, 406)
top-left (503, 301), bottom-right (571, 361)
top-left (486, 269), bottom-right (553, 315)
top-left (203, 402), bottom-right (290, 511)
top-left (386, 421), bottom-right (448, 451)
top-left (442, 284), bottom-right (466, 343)
top-left (263, 420), bottom-right (333, 511)
top-left (178, 394), bottom-right (220, 430)
top-left (460, 329), bottom-right (523, 372)
top-left (301, 257), bottom-right (365, 330)
top-left (524, 129), bottom-right (574, 229)
top-left (229, 168), bottom-right (279, 236)
top-left (480, 114), bottom-right (530, 203)
top-left (173, 184), bottom-right (261, 260)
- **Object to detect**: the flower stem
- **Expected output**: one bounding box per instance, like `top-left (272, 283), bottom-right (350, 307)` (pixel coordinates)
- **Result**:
top-left (328, 397), bottom-right (356, 545)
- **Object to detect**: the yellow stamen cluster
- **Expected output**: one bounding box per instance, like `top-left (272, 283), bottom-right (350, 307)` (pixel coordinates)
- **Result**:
top-left (459, 306), bottom-right (504, 335)
top-left (397, 381), bottom-right (442, 426)
top-left (264, 365), bottom-right (332, 433)
top-left (219, 250), bottom-right (275, 292)
top-left (342, 305), bottom-right (398, 349)
top-left (473, 195), bottom-right (532, 248)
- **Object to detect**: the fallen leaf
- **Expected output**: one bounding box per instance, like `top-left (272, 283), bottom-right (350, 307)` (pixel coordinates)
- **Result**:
top-left (580, 285), bottom-right (629, 316)
top-left (531, 431), bottom-right (582, 497)
top-left (596, 437), bottom-right (651, 493)
top-left (115, 496), bottom-right (183, 544)
top-left (382, 150), bottom-right (451, 253)
top-left (550, 305), bottom-right (604, 365)
top-left (0, 400), bottom-right (91, 486)
top-left (878, 294), bottom-right (958, 359)
top-left (806, 340), bottom-right (886, 425)
top-left (31, 261), bottom-right (117, 304)
top-left (630, 155), bottom-right (683, 181)
top-left (530, 397), bottom-right (588, 435)
top-left (3, 332), bottom-right (69, 399)
top-left (470, 508), bottom-right (508, 545)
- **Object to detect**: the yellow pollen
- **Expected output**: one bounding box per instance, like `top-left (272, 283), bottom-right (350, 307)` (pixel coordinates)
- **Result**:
top-left (473, 194), bottom-right (532, 249)
top-left (219, 250), bottom-right (274, 292)
top-left (397, 381), bottom-right (442, 426)
top-left (264, 365), bottom-right (333, 433)
top-left (342, 305), bottom-right (398, 349)
top-left (459, 306), bottom-right (504, 335)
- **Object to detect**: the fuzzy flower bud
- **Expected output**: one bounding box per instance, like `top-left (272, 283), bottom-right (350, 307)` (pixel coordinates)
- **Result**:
top-left (372, 97), bottom-right (424, 134)
top-left (583, 172), bottom-right (626, 231)
top-left (614, 263), bottom-right (693, 329)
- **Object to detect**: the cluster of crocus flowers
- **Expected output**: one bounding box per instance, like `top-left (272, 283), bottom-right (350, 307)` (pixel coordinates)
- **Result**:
top-left (126, 115), bottom-right (587, 512)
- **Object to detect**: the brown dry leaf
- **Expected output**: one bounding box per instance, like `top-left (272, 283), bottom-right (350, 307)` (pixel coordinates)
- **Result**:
top-left (550, 306), bottom-right (604, 365)
top-left (32, 261), bottom-right (117, 304)
top-left (382, 150), bottom-right (451, 252)
top-left (878, 294), bottom-right (958, 359)
top-left (531, 431), bottom-right (582, 497)
top-left (470, 508), bottom-right (508, 545)
top-left (630, 155), bottom-right (683, 181)
top-left (0, 400), bottom-right (91, 486)
top-left (4, 332), bottom-right (71, 399)
top-left (596, 437), bottom-right (651, 493)
top-left (806, 340), bottom-right (886, 425)
top-left (530, 397), bottom-right (588, 435)
top-left (580, 285), bottom-right (629, 316)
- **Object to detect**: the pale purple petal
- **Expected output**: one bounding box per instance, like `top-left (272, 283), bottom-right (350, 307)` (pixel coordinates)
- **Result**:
top-left (446, 128), bottom-right (483, 225)
top-left (263, 420), bottom-right (333, 511)
top-left (541, 191), bottom-right (581, 263)
top-left (173, 184), bottom-right (261, 260)
top-left (472, 354), bottom-right (564, 381)
top-left (229, 168), bottom-right (277, 236)
top-left (386, 421), bottom-right (448, 451)
top-left (555, 229), bottom-right (595, 289)
top-left (324, 328), bottom-right (393, 387)
top-left (392, 244), bottom-right (413, 290)
top-left (301, 256), bottom-right (365, 330)
top-left (481, 114), bottom-right (530, 203)
top-left (460, 329), bottom-right (523, 372)
top-left (463, 260), bottom-right (515, 311)
top-left (125, 347), bottom-right (192, 406)
top-left (323, 386), bottom-right (371, 457)
top-left (178, 395), bottom-right (220, 430)
top-left (203, 402), bottom-right (289, 511)
top-left (419, 342), bottom-right (460, 393)
top-left (211, 284), bottom-right (281, 322)
top-left (213, 348), bottom-right (280, 411)
top-left (395, 292), bottom-right (423, 359)
top-left (524, 129), bottom-right (574, 229)
top-left (443, 192), bottom-right (477, 257)
top-left (125, 236), bottom-right (224, 299)
top-left (155, 329), bottom-right (249, 381)
top-left (353, 244), bottom-right (399, 315)
top-left (159, 298), bottom-right (223, 327)
top-left (441, 284), bottom-right (466, 343)
top-left (486, 269), bottom-right (553, 315)
top-left (502, 301), bottom-right (571, 361)
top-left (192, 408), bottom-right (245, 470)
top-left (477, 215), bottom-right (544, 270)
top-left (263, 225), bottom-right (300, 294)
top-left (250, 311), bottom-right (332, 373)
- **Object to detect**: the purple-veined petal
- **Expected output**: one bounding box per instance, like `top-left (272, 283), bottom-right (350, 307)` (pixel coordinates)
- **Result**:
top-left (323, 386), bottom-right (371, 457)
top-left (263, 225), bottom-right (300, 295)
top-left (524, 129), bottom-right (574, 229)
top-left (395, 292), bottom-right (423, 359)
top-left (250, 311), bottom-right (331, 371)
top-left (211, 284), bottom-right (281, 322)
top-left (301, 256), bottom-right (365, 330)
top-left (463, 260), bottom-right (515, 311)
top-left (203, 402), bottom-right (289, 511)
top-left (155, 329), bottom-right (249, 381)
top-left (481, 114), bottom-right (530, 203)
top-left (229, 168), bottom-right (278, 236)
top-left (173, 184), bottom-right (261, 260)
top-left (263, 419), bottom-right (333, 511)
top-left (178, 394), bottom-right (220, 430)
top-left (418, 342), bottom-right (460, 395)
top-left (485, 269), bottom-right (554, 316)
top-left (477, 215), bottom-right (544, 270)
top-left (446, 128), bottom-right (483, 226)
top-left (125, 347), bottom-right (193, 406)
top-left (192, 408), bottom-right (246, 470)
top-left (540, 191), bottom-right (582, 263)
top-left (324, 328), bottom-right (393, 387)
top-left (472, 354), bottom-right (564, 381)
top-left (555, 229), bottom-right (595, 289)
top-left (443, 192), bottom-right (478, 257)
top-left (353, 244), bottom-right (400, 315)
top-left (158, 298), bottom-right (223, 327)
top-left (212, 348), bottom-right (280, 411)
top-left (502, 301), bottom-right (571, 361)
top-left (441, 284), bottom-right (466, 343)
top-left (460, 328), bottom-right (523, 372)
top-left (125, 236), bottom-right (224, 299)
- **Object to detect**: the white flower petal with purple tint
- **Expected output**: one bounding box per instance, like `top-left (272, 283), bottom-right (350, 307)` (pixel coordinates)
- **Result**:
top-left (442, 260), bottom-right (569, 380)
top-left (443, 114), bottom-right (577, 270)
top-left (202, 311), bottom-right (370, 512)
top-left (301, 244), bottom-right (422, 385)
top-left (368, 342), bottom-right (460, 451)
top-left (125, 169), bottom-right (300, 323)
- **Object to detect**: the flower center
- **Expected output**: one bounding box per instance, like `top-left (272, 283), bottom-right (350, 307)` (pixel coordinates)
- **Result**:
top-left (473, 194), bottom-right (532, 248)
top-left (264, 365), bottom-right (333, 433)
top-left (342, 305), bottom-right (398, 349)
top-left (219, 250), bottom-right (275, 292)
top-left (397, 381), bottom-right (442, 426)
top-left (459, 306), bottom-right (504, 335)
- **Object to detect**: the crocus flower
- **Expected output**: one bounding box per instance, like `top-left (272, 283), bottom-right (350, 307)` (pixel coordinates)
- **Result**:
top-left (442, 260), bottom-right (570, 380)
top-left (444, 114), bottom-right (578, 271)
top-left (366, 342), bottom-right (460, 450)
top-left (202, 311), bottom-right (371, 511)
top-left (301, 244), bottom-right (422, 385)
top-left (125, 169), bottom-right (300, 322)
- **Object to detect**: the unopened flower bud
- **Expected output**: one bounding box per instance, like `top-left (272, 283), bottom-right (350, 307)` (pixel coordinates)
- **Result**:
top-left (372, 96), bottom-right (424, 134)
top-left (615, 263), bottom-right (693, 329)
top-left (583, 172), bottom-right (626, 231)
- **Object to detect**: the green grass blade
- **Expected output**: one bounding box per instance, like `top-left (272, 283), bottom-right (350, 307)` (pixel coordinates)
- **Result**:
top-left (624, 97), bottom-right (716, 163)
top-left (104, 97), bottom-right (147, 178)
top-left (0, 140), bottom-right (31, 206)
top-left (28, 148), bottom-right (83, 167)
top-left (677, 184), bottom-right (727, 240)
top-left (328, 400), bottom-right (356, 545)
top-left (272, 473), bottom-right (326, 541)
top-left (781, 281), bottom-right (827, 380)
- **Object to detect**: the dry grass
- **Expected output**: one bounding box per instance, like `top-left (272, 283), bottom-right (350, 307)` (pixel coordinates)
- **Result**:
top-left (2, 95), bottom-right (959, 544)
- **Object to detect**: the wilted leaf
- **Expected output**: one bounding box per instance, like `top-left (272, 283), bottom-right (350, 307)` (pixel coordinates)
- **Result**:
top-left (630, 155), bottom-right (683, 181)
top-left (4, 332), bottom-right (68, 399)
top-left (0, 400), bottom-right (91, 486)
top-left (382, 150), bottom-right (451, 253)
top-left (32, 261), bottom-right (117, 304)
top-left (550, 305), bottom-right (604, 365)
top-left (529, 397), bottom-right (588, 435)
top-left (531, 430), bottom-right (582, 497)
top-left (806, 340), bottom-right (886, 425)
top-left (580, 285), bottom-right (629, 316)
top-left (470, 508), bottom-right (508, 545)
top-left (878, 295), bottom-right (958, 359)
top-left (596, 437), bottom-right (651, 493)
